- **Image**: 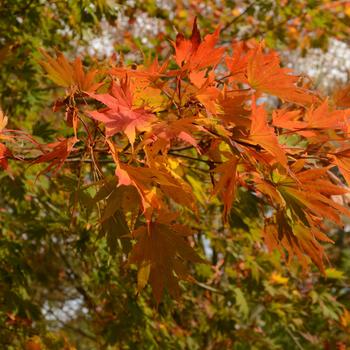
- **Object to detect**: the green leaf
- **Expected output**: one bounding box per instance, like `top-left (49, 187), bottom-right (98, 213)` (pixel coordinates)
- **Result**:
top-left (325, 268), bottom-right (344, 280)
top-left (234, 287), bottom-right (249, 319)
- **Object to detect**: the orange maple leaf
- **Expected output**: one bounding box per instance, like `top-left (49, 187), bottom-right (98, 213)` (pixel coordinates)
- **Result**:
top-left (333, 83), bottom-right (350, 108)
top-left (248, 45), bottom-right (316, 105)
top-left (227, 43), bottom-right (316, 105)
top-left (33, 137), bottom-right (78, 176)
top-left (248, 100), bottom-right (288, 167)
top-left (173, 18), bottom-right (224, 71)
top-left (272, 100), bottom-right (348, 139)
top-left (225, 41), bottom-right (255, 82)
top-left (115, 161), bottom-right (195, 218)
top-left (217, 87), bottom-right (250, 127)
top-left (88, 79), bottom-right (156, 144)
top-left (111, 56), bottom-right (169, 81)
top-left (188, 70), bottom-right (221, 114)
top-left (262, 165), bottom-right (350, 272)
top-left (272, 108), bottom-right (305, 130)
top-left (142, 115), bottom-right (203, 151)
top-left (305, 99), bottom-right (346, 130)
top-left (330, 147), bottom-right (350, 186)
top-left (107, 139), bottom-right (195, 220)
top-left (212, 156), bottom-right (238, 221)
top-left (40, 50), bottom-right (103, 93)
top-left (276, 167), bottom-right (350, 226)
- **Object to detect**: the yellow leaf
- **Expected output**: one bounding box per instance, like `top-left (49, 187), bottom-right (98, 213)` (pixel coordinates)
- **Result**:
top-left (270, 272), bottom-right (288, 285)
top-left (0, 109), bottom-right (8, 132)
top-left (137, 261), bottom-right (151, 292)
top-left (325, 268), bottom-right (344, 280)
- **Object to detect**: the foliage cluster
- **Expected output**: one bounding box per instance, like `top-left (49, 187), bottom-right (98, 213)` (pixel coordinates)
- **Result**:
top-left (1, 1), bottom-right (350, 349)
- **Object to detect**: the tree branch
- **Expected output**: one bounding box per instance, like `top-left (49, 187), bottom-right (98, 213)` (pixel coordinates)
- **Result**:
top-left (221, 2), bottom-right (256, 33)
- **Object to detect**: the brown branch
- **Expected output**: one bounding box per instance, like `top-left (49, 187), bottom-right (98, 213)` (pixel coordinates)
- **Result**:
top-left (168, 151), bottom-right (221, 164)
top-left (45, 309), bottom-right (99, 343)
top-left (221, 2), bottom-right (256, 33)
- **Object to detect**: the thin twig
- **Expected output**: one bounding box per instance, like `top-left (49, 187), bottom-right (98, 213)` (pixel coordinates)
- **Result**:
top-left (285, 326), bottom-right (305, 350)
top-left (168, 151), bottom-right (221, 164)
top-left (221, 2), bottom-right (256, 32)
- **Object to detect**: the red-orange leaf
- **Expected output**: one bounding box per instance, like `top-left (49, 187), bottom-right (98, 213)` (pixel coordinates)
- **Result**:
top-left (0, 110), bottom-right (13, 171)
top-left (228, 43), bottom-right (316, 105)
top-left (217, 87), bottom-right (250, 127)
top-left (88, 80), bottom-right (156, 144)
top-left (333, 83), bottom-right (350, 108)
top-left (330, 147), bottom-right (350, 186)
top-left (142, 115), bottom-right (203, 152)
top-left (0, 143), bottom-right (11, 170)
top-left (212, 156), bottom-right (238, 221)
top-left (33, 137), bottom-right (78, 176)
top-left (272, 109), bottom-right (305, 130)
top-left (174, 18), bottom-right (224, 71)
top-left (111, 56), bottom-right (169, 81)
top-left (248, 101), bottom-right (288, 167)
top-left (305, 99), bottom-right (346, 130)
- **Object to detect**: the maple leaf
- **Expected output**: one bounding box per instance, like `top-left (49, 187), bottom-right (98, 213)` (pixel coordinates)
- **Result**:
top-left (142, 115), bottom-right (203, 152)
top-left (173, 18), bottom-right (224, 71)
top-left (88, 79), bottom-right (156, 144)
top-left (107, 139), bottom-right (195, 220)
top-left (174, 17), bottom-right (201, 68)
top-left (115, 163), bottom-right (164, 220)
top-left (228, 43), bottom-right (316, 105)
top-left (270, 272), bottom-right (288, 285)
top-left (333, 83), bottom-right (350, 108)
top-left (33, 137), bottom-right (78, 176)
top-left (247, 100), bottom-right (288, 167)
top-left (253, 176), bottom-right (286, 207)
top-left (330, 147), bottom-right (350, 186)
top-left (133, 86), bottom-right (165, 113)
top-left (274, 167), bottom-right (350, 227)
top-left (264, 219), bottom-right (328, 273)
top-left (0, 143), bottom-right (11, 170)
top-left (0, 109), bottom-right (14, 143)
top-left (273, 100), bottom-right (348, 139)
top-left (40, 50), bottom-right (103, 93)
top-left (305, 99), bottom-right (346, 130)
top-left (111, 55), bottom-right (169, 81)
top-left (254, 160), bottom-right (350, 272)
top-left (261, 164), bottom-right (344, 272)
top-left (115, 160), bottom-right (196, 219)
top-left (128, 221), bottom-right (205, 303)
top-left (217, 87), bottom-right (250, 127)
top-left (0, 109), bottom-right (8, 133)
top-left (212, 156), bottom-right (238, 221)
top-left (92, 176), bottom-right (140, 234)
top-left (272, 108), bottom-right (305, 130)
top-left (0, 110), bottom-right (13, 171)
top-left (188, 70), bottom-right (221, 114)
top-left (225, 41), bottom-right (256, 81)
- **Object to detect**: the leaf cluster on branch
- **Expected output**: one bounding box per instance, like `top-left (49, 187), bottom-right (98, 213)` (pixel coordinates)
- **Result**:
top-left (2, 19), bottom-right (350, 304)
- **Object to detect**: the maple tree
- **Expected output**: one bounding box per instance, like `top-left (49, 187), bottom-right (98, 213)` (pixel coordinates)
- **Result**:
top-left (1, 1), bottom-right (350, 349)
